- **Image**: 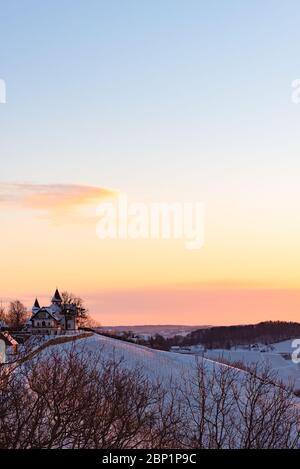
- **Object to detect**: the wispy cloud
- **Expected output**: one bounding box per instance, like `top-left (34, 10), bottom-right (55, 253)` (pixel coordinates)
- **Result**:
top-left (0, 182), bottom-right (117, 222)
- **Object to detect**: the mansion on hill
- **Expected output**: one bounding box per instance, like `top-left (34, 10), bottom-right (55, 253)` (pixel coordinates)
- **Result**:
top-left (26, 289), bottom-right (78, 335)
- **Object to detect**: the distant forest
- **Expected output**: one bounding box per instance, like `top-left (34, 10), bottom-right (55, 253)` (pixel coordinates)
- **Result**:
top-left (87, 321), bottom-right (300, 352)
top-left (166, 321), bottom-right (300, 350)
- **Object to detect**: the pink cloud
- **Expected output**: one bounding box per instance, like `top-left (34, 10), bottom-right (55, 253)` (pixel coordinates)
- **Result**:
top-left (0, 182), bottom-right (117, 222)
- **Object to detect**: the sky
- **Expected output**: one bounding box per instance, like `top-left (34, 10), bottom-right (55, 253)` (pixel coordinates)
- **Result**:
top-left (0, 1), bottom-right (300, 325)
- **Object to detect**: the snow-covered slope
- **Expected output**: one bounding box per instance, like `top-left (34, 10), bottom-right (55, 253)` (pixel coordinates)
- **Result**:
top-left (271, 339), bottom-right (298, 353)
top-left (33, 334), bottom-right (300, 392)
top-left (204, 348), bottom-right (300, 390)
top-left (26, 333), bottom-right (300, 448)
top-left (39, 333), bottom-right (237, 385)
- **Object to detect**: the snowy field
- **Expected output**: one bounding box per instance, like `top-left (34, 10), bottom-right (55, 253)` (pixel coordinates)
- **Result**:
top-left (37, 333), bottom-right (234, 385)
top-left (33, 334), bottom-right (300, 391)
top-left (203, 341), bottom-right (300, 390)
top-left (271, 339), bottom-right (300, 354)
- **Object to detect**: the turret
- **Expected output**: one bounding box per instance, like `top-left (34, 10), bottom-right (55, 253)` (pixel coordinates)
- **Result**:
top-left (32, 298), bottom-right (40, 313)
top-left (52, 289), bottom-right (62, 305)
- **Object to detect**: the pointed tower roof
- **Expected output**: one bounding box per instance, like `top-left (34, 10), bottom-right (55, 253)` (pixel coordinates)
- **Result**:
top-left (33, 298), bottom-right (40, 308)
top-left (52, 289), bottom-right (62, 302)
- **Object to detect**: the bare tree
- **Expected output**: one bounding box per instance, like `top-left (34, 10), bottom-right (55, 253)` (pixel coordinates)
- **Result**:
top-left (61, 291), bottom-right (90, 328)
top-left (180, 359), bottom-right (300, 449)
top-left (180, 359), bottom-right (240, 448)
top-left (6, 300), bottom-right (28, 330)
top-left (232, 364), bottom-right (300, 449)
top-left (1, 345), bottom-right (300, 449)
top-left (0, 302), bottom-right (6, 322)
top-left (0, 345), bottom-right (182, 449)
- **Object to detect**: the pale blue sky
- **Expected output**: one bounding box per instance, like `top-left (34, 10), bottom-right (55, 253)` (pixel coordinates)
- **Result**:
top-left (1, 1), bottom-right (300, 323)
top-left (0, 0), bottom-right (300, 198)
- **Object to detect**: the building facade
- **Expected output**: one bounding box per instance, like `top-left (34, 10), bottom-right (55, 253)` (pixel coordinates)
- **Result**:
top-left (26, 289), bottom-right (78, 335)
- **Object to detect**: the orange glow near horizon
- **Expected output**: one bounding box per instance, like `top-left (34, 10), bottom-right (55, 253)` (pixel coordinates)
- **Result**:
top-left (1, 182), bottom-right (300, 326)
top-left (7, 286), bottom-right (300, 327)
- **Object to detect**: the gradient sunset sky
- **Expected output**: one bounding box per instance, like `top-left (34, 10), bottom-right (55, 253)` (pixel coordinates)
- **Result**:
top-left (1, 1), bottom-right (300, 325)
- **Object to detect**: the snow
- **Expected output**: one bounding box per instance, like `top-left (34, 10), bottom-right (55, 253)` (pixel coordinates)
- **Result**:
top-left (17, 333), bottom-right (300, 448)
top-left (27, 332), bottom-right (300, 394)
top-left (271, 339), bottom-right (299, 354)
top-left (38, 333), bottom-right (235, 385)
top-left (203, 347), bottom-right (300, 390)
top-left (33, 333), bottom-right (300, 388)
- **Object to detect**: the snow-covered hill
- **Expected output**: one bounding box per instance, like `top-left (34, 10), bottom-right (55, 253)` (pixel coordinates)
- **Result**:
top-left (31, 334), bottom-right (300, 393)
top-left (19, 333), bottom-right (300, 449)
top-left (38, 333), bottom-right (235, 385)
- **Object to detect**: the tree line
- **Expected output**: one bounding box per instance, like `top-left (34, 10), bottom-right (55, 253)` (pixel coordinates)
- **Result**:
top-left (166, 321), bottom-right (300, 350)
top-left (88, 322), bottom-right (300, 353)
